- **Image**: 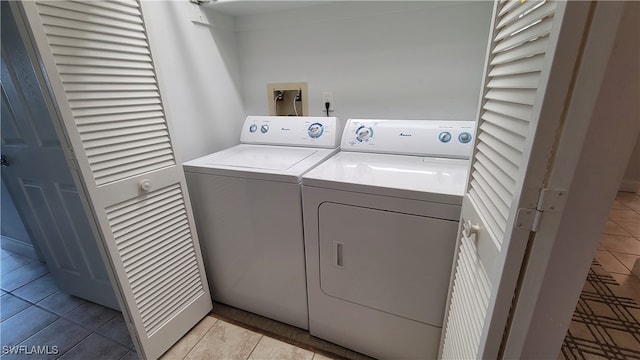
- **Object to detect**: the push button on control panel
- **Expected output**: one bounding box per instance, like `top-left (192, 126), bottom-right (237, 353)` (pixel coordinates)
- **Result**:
top-left (438, 131), bottom-right (452, 143)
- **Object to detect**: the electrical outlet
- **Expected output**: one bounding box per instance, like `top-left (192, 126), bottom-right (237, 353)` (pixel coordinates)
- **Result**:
top-left (322, 91), bottom-right (334, 111)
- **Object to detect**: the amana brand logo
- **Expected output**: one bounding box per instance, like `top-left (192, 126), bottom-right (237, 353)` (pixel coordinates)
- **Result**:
top-left (399, 133), bottom-right (412, 137)
top-left (281, 128), bottom-right (291, 131)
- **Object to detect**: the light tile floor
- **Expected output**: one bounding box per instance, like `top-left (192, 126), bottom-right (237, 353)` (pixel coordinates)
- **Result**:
top-left (161, 315), bottom-right (336, 360)
top-left (0, 249), bottom-right (342, 360)
top-left (596, 191), bottom-right (640, 304)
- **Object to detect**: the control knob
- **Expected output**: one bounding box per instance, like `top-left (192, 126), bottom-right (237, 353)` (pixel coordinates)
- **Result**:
top-left (458, 132), bottom-right (472, 143)
top-left (356, 126), bottom-right (373, 142)
top-left (260, 124), bottom-right (269, 133)
top-left (439, 131), bottom-right (452, 143)
top-left (249, 124), bottom-right (258, 133)
top-left (308, 123), bottom-right (324, 138)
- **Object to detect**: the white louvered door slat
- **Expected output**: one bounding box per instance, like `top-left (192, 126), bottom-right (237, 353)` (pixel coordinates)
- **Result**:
top-left (68, 91), bottom-right (159, 100)
top-left (485, 88), bottom-right (537, 106)
top-left (496, 1), bottom-right (555, 28)
top-left (488, 53), bottom-right (545, 77)
top-left (486, 72), bottom-right (540, 89)
top-left (441, 1), bottom-right (591, 358)
top-left (76, 110), bottom-right (163, 125)
top-left (475, 153), bottom-right (516, 194)
top-left (473, 162), bottom-right (512, 205)
top-left (491, 37), bottom-right (549, 65)
top-left (481, 111), bottom-right (529, 137)
top-left (476, 143), bottom-right (519, 181)
top-left (479, 122), bottom-right (526, 152)
top-left (483, 100), bottom-right (533, 122)
top-left (496, 1), bottom-right (555, 38)
top-left (477, 132), bottom-right (522, 166)
top-left (492, 17), bottom-right (554, 53)
top-left (19, 1), bottom-right (212, 359)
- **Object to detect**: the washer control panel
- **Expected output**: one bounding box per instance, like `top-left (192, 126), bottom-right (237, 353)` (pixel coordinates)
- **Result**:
top-left (342, 119), bottom-right (475, 159)
top-left (240, 116), bottom-right (341, 148)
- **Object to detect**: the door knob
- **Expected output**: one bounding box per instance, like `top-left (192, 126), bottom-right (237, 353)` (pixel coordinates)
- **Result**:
top-left (462, 219), bottom-right (480, 238)
top-left (139, 179), bottom-right (152, 192)
top-left (1, 154), bottom-right (8, 167)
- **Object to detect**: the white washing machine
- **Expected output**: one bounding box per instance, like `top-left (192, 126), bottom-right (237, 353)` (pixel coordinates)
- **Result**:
top-left (183, 116), bottom-right (341, 330)
top-left (302, 119), bottom-right (474, 359)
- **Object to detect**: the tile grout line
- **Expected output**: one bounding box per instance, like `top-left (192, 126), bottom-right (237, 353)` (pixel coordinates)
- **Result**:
top-left (609, 250), bottom-right (640, 271)
top-left (0, 269), bottom-right (49, 293)
top-left (606, 220), bottom-right (632, 237)
top-left (2, 254), bottom-right (135, 359)
top-left (0, 296), bottom-right (132, 358)
top-left (178, 318), bottom-right (220, 360)
top-left (605, 193), bottom-right (640, 287)
top-left (54, 331), bottom-right (93, 360)
top-left (244, 334), bottom-right (265, 360)
top-left (597, 249), bottom-right (630, 274)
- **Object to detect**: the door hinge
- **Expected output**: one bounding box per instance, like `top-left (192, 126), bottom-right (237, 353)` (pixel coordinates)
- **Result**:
top-left (536, 188), bottom-right (568, 212)
top-left (515, 189), bottom-right (568, 232)
top-left (515, 208), bottom-right (541, 232)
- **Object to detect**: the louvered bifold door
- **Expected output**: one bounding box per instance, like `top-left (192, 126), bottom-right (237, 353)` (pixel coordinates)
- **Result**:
top-left (17, 1), bottom-right (212, 359)
top-left (441, 1), bottom-right (590, 359)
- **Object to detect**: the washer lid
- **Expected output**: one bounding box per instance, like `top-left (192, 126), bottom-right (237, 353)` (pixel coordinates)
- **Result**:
top-left (302, 152), bottom-right (469, 203)
top-left (207, 146), bottom-right (317, 171)
top-left (183, 144), bottom-right (338, 183)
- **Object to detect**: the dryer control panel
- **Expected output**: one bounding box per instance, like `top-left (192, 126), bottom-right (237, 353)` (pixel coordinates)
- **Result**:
top-left (241, 116), bottom-right (341, 148)
top-left (341, 119), bottom-right (475, 159)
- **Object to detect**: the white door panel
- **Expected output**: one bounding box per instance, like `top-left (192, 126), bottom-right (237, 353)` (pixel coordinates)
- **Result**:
top-left (460, 194), bottom-right (501, 284)
top-left (1, 2), bottom-right (118, 308)
top-left (441, 1), bottom-right (593, 358)
top-left (15, 1), bottom-right (212, 358)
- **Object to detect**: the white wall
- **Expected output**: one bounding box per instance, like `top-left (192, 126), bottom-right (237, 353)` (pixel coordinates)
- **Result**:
top-left (236, 1), bottom-right (492, 121)
top-left (140, 1), bottom-right (491, 160)
top-left (142, 2), bottom-right (246, 162)
top-left (141, 2), bottom-right (491, 161)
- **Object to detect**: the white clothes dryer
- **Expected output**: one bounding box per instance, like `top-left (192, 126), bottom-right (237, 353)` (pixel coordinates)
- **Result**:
top-left (184, 116), bottom-right (341, 330)
top-left (302, 119), bottom-right (474, 359)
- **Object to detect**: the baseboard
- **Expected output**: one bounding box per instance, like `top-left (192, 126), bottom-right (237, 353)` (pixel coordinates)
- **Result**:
top-left (1, 235), bottom-right (39, 260)
top-left (619, 179), bottom-right (640, 194)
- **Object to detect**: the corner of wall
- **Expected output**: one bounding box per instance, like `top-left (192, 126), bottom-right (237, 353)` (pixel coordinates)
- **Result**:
top-left (620, 135), bottom-right (640, 194)
top-left (142, 1), bottom-right (246, 162)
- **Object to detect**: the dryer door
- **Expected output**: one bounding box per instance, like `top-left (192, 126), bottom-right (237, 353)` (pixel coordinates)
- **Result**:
top-left (318, 202), bottom-right (458, 326)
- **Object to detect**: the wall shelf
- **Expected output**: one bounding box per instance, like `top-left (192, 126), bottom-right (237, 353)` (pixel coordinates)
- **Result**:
top-left (201, 0), bottom-right (327, 17)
